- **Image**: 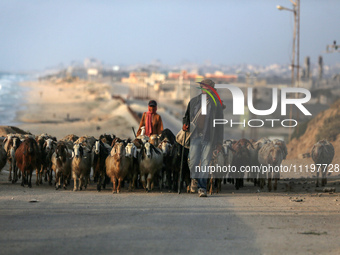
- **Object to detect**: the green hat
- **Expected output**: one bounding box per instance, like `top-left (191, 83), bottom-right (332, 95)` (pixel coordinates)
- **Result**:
top-left (197, 79), bottom-right (215, 88)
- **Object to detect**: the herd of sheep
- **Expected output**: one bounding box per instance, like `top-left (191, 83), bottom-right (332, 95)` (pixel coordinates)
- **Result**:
top-left (0, 129), bottom-right (335, 194)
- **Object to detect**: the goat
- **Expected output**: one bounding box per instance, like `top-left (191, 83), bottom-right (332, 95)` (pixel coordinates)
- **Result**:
top-left (311, 140), bottom-right (335, 187)
top-left (149, 134), bottom-right (160, 147)
top-left (258, 143), bottom-right (284, 191)
top-left (105, 142), bottom-right (131, 193)
top-left (92, 139), bottom-right (110, 191)
top-left (208, 147), bottom-right (225, 195)
top-left (35, 135), bottom-right (46, 185)
top-left (159, 128), bottom-right (176, 145)
top-left (35, 134), bottom-right (56, 185)
top-left (139, 142), bottom-right (163, 192)
top-left (15, 137), bottom-right (40, 188)
top-left (272, 139), bottom-right (288, 160)
top-left (61, 134), bottom-right (79, 143)
top-left (222, 140), bottom-right (234, 185)
top-left (136, 135), bottom-right (149, 144)
top-left (52, 141), bottom-right (72, 190)
top-left (248, 137), bottom-right (271, 187)
top-left (125, 142), bottom-right (139, 191)
top-left (99, 133), bottom-right (116, 147)
top-left (43, 138), bottom-right (57, 185)
top-left (72, 143), bottom-right (92, 191)
top-left (0, 146), bottom-right (6, 172)
top-left (158, 138), bottom-right (173, 190)
top-left (231, 139), bottom-right (253, 190)
top-left (132, 138), bottom-right (144, 188)
top-left (75, 135), bottom-right (96, 151)
top-left (3, 134), bottom-right (22, 183)
top-left (170, 142), bottom-right (191, 192)
top-left (111, 137), bottom-right (124, 147)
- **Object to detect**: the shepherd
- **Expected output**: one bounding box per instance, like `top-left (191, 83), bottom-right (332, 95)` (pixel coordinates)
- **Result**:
top-left (182, 79), bottom-right (224, 197)
top-left (136, 100), bottom-right (164, 137)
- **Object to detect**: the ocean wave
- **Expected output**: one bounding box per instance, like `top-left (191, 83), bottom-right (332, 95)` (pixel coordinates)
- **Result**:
top-left (0, 73), bottom-right (30, 125)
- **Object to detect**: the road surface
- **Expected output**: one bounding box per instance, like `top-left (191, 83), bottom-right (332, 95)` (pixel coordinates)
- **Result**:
top-left (1, 171), bottom-right (340, 255)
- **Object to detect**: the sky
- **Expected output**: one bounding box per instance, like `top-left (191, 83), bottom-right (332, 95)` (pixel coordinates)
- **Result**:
top-left (0, 0), bottom-right (339, 72)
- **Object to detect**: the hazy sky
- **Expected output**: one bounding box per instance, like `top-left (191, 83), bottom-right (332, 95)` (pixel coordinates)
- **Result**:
top-left (0, 0), bottom-right (339, 72)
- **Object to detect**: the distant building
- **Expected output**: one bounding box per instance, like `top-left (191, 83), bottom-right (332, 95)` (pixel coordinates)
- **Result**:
top-left (122, 72), bottom-right (149, 83)
top-left (168, 70), bottom-right (200, 81)
top-left (144, 73), bottom-right (166, 86)
top-left (205, 71), bottom-right (238, 83)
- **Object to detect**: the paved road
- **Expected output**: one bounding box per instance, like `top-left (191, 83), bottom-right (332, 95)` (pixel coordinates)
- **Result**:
top-left (2, 177), bottom-right (340, 255)
top-left (0, 183), bottom-right (258, 255)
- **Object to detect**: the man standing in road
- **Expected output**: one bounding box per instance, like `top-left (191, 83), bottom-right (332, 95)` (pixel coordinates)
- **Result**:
top-left (182, 79), bottom-right (224, 197)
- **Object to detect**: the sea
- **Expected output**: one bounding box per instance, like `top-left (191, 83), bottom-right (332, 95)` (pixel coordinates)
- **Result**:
top-left (0, 73), bottom-right (30, 126)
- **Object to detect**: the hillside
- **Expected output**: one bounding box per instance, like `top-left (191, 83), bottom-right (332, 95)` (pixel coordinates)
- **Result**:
top-left (0, 126), bottom-right (30, 137)
top-left (287, 99), bottom-right (340, 161)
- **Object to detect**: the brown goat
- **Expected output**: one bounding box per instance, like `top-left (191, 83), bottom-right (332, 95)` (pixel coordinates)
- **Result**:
top-left (105, 142), bottom-right (131, 193)
top-left (15, 138), bottom-right (41, 188)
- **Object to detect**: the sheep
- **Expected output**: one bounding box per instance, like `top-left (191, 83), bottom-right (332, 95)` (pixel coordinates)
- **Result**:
top-left (72, 143), bottom-right (92, 191)
top-left (0, 146), bottom-right (7, 172)
top-left (3, 134), bottom-right (22, 183)
top-left (258, 143), bottom-right (284, 191)
top-left (92, 139), bottom-right (110, 191)
top-left (52, 141), bottom-right (72, 190)
top-left (139, 142), bottom-right (163, 192)
top-left (15, 137), bottom-right (41, 188)
top-left (105, 142), bottom-right (131, 193)
top-left (231, 139), bottom-right (254, 190)
top-left (311, 140), bottom-right (335, 187)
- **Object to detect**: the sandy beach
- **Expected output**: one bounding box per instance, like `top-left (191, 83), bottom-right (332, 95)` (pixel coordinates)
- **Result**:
top-left (15, 79), bottom-right (139, 140)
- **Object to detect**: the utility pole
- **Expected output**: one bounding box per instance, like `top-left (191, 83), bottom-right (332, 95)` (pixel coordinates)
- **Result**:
top-left (277, 0), bottom-right (300, 141)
